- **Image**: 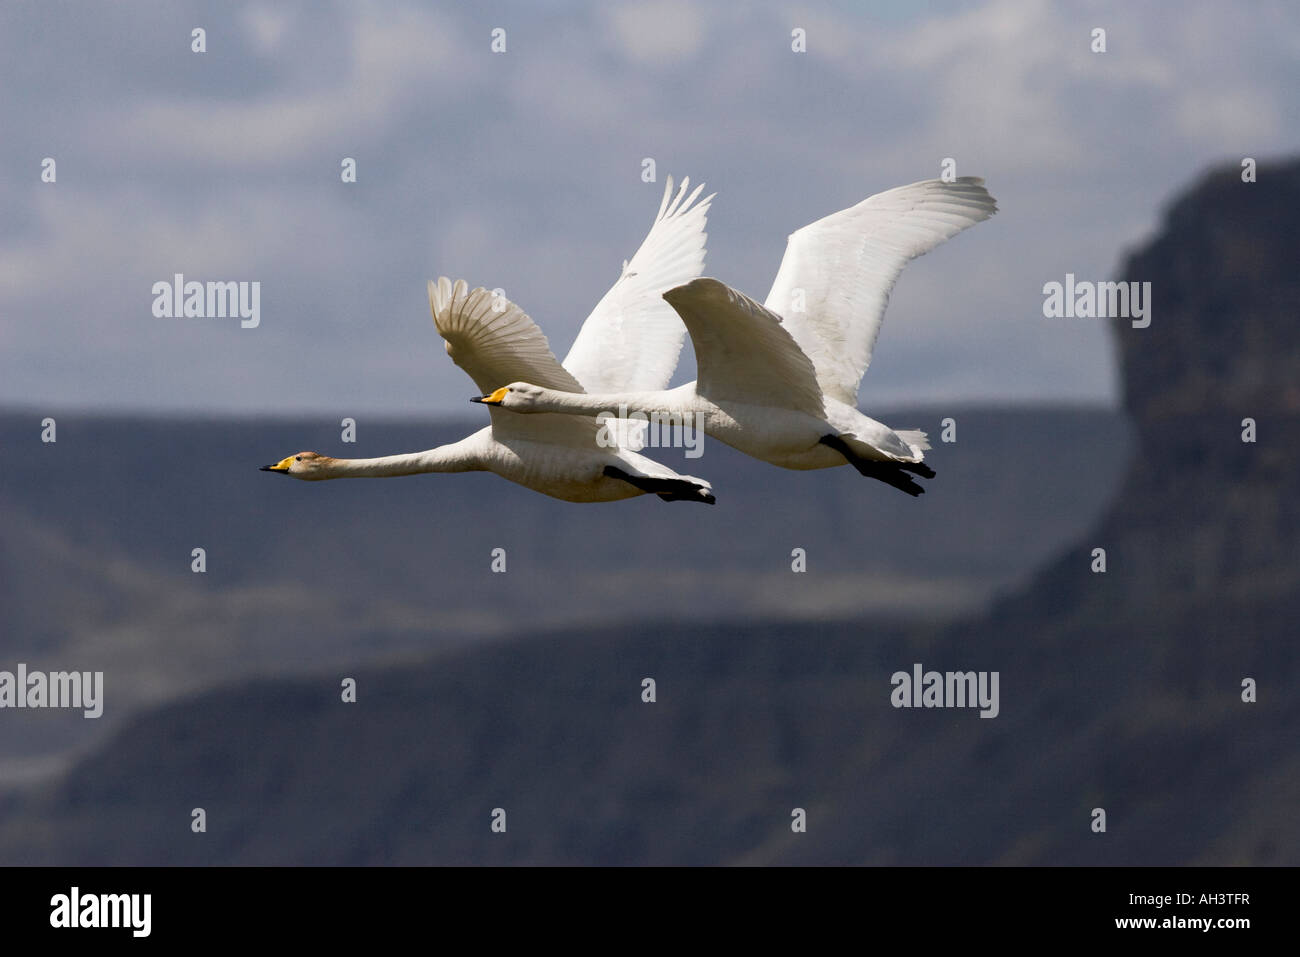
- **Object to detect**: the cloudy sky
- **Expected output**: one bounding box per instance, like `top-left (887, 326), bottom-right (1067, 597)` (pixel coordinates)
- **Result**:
top-left (2, 0), bottom-right (1297, 417)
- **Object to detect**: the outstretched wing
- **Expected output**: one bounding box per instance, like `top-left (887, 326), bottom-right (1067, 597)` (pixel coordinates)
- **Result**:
top-left (563, 175), bottom-right (714, 395)
top-left (428, 278), bottom-right (596, 445)
top-left (663, 278), bottom-right (825, 417)
top-left (763, 176), bottom-right (997, 406)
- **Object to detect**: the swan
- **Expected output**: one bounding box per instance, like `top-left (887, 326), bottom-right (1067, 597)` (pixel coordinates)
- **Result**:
top-left (261, 177), bottom-right (718, 504)
top-left (476, 176), bottom-right (997, 496)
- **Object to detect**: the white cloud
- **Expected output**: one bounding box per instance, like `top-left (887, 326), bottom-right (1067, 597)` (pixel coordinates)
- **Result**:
top-left (242, 4), bottom-right (292, 55)
top-left (92, 4), bottom-right (466, 167)
top-left (2, 0), bottom-right (1298, 414)
top-left (605, 0), bottom-right (706, 65)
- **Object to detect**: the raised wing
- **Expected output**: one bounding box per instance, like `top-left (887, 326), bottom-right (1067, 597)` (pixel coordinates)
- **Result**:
top-left (428, 278), bottom-right (596, 445)
top-left (763, 176), bottom-right (997, 406)
top-left (563, 175), bottom-right (713, 395)
top-left (663, 278), bottom-right (825, 417)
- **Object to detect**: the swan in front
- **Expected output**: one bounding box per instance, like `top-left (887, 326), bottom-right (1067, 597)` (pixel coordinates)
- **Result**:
top-left (477, 176), bottom-right (997, 496)
top-left (261, 177), bottom-right (718, 504)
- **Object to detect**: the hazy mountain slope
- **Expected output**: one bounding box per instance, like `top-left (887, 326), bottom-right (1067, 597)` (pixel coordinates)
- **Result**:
top-left (1, 408), bottom-right (1128, 630)
top-left (0, 408), bottom-right (1127, 785)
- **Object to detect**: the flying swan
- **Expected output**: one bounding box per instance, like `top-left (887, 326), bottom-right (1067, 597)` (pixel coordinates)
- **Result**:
top-left (476, 177), bottom-right (997, 496)
top-left (261, 177), bottom-right (718, 504)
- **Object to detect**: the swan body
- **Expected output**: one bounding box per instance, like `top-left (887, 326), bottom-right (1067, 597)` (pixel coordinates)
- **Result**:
top-left (481, 381), bottom-right (916, 472)
top-left (480, 177), bottom-right (997, 496)
top-left (260, 429), bottom-right (704, 503)
top-left (262, 177), bottom-right (718, 504)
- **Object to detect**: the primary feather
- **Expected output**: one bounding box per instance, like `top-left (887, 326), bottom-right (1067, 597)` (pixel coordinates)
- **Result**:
top-left (563, 175), bottom-right (714, 397)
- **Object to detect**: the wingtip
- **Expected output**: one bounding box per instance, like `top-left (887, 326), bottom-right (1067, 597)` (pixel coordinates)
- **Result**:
top-left (428, 276), bottom-right (457, 314)
top-left (938, 175), bottom-right (998, 218)
top-left (656, 175), bottom-right (675, 221)
top-left (663, 276), bottom-right (728, 303)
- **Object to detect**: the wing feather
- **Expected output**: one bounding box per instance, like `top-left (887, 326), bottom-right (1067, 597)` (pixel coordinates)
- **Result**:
top-left (562, 175), bottom-right (714, 396)
top-left (763, 176), bottom-right (997, 405)
top-left (428, 278), bottom-right (596, 445)
top-left (663, 278), bottom-right (824, 417)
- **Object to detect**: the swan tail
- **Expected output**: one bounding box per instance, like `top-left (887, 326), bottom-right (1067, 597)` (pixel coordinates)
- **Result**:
top-left (892, 431), bottom-right (934, 477)
top-left (819, 433), bottom-right (932, 495)
top-left (894, 429), bottom-right (931, 454)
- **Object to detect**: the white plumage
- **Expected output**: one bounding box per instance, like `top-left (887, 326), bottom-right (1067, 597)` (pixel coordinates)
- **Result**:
top-left (765, 176), bottom-right (997, 406)
top-left (565, 177), bottom-right (712, 398)
top-left (261, 177), bottom-right (716, 504)
top-left (480, 176), bottom-right (997, 497)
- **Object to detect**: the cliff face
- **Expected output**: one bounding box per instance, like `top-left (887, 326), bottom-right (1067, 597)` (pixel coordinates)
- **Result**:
top-left (937, 159), bottom-right (1300, 864)
top-left (1, 161), bottom-right (1296, 865)
top-left (1107, 160), bottom-right (1300, 621)
top-left (1116, 161), bottom-right (1300, 421)
top-left (1006, 160), bottom-right (1300, 660)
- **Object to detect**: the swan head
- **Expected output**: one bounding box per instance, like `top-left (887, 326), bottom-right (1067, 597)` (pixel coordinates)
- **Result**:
top-left (472, 382), bottom-right (547, 411)
top-left (259, 450), bottom-right (332, 480)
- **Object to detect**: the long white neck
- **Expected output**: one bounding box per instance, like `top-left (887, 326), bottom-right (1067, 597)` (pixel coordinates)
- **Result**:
top-left (526, 384), bottom-right (701, 417)
top-left (320, 437), bottom-right (483, 478)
